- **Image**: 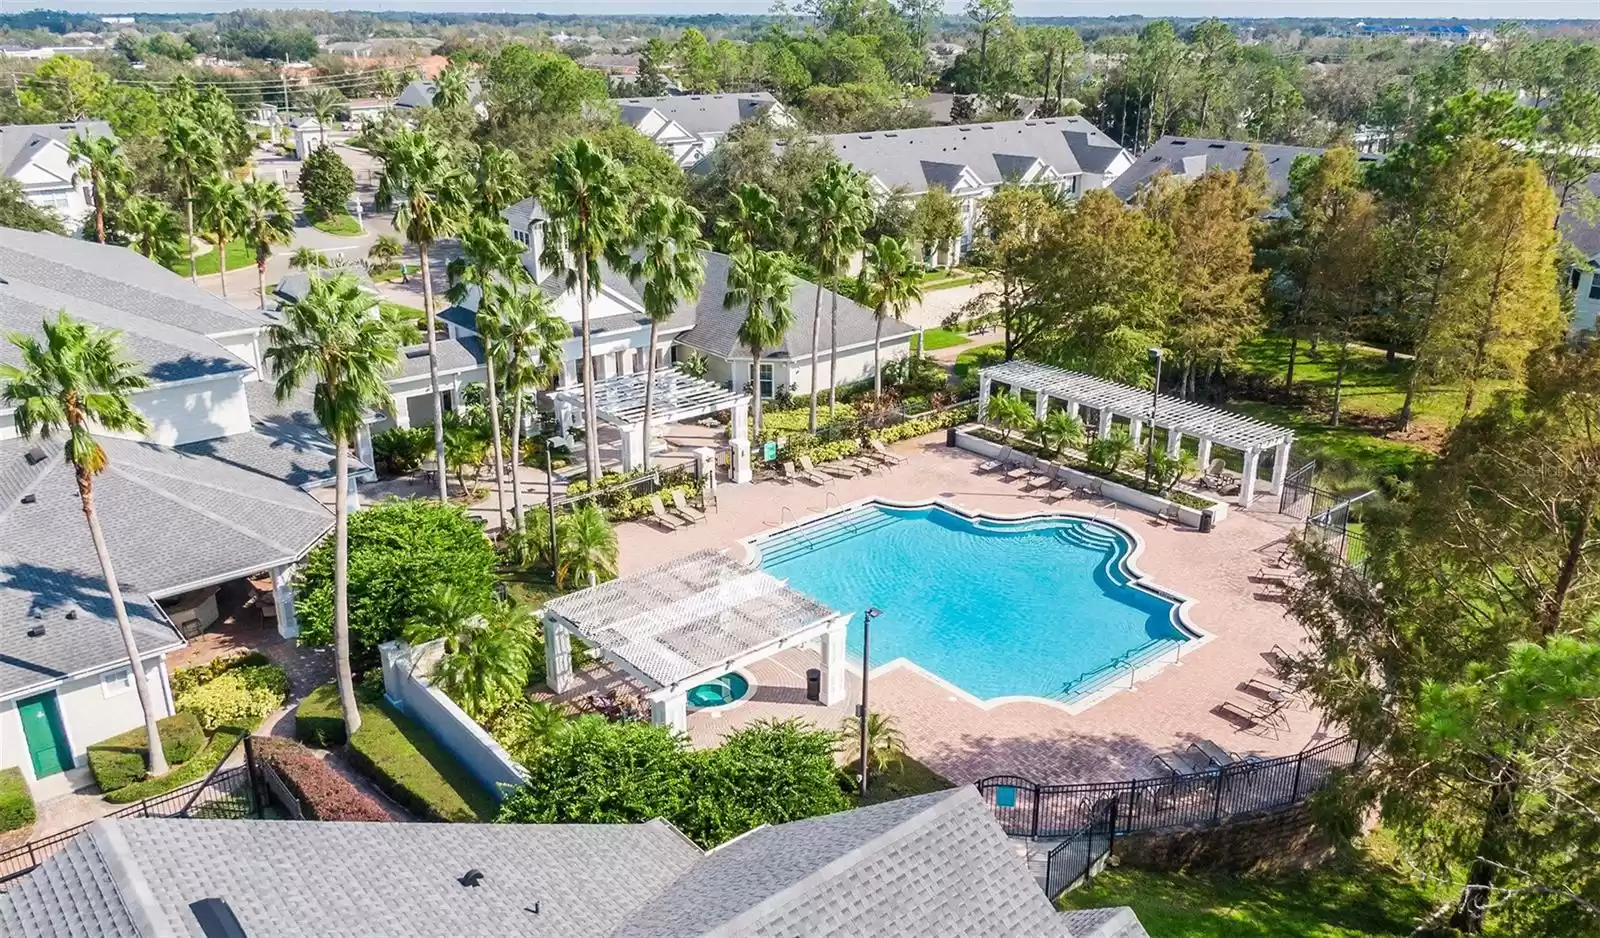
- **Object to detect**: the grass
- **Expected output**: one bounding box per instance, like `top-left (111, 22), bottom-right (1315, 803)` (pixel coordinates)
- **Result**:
top-left (0, 768), bottom-right (34, 833)
top-left (921, 272), bottom-right (984, 291)
top-left (1059, 836), bottom-right (1441, 937)
top-left (345, 691), bottom-right (500, 822)
top-left (380, 300), bottom-right (428, 333)
top-left (953, 341), bottom-right (1006, 379)
top-left (167, 237), bottom-right (256, 277)
top-left (919, 328), bottom-right (971, 352)
top-left (102, 726), bottom-right (249, 804)
top-left (850, 754), bottom-right (954, 806)
top-left (312, 213), bottom-right (363, 236)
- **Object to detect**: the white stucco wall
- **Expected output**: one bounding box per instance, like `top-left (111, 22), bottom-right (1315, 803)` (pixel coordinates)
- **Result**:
top-left (1575, 268), bottom-right (1600, 334)
top-left (120, 372), bottom-right (254, 446)
top-left (785, 341), bottom-right (913, 396)
top-left (0, 657), bottom-right (171, 781)
top-left (212, 331), bottom-right (265, 379)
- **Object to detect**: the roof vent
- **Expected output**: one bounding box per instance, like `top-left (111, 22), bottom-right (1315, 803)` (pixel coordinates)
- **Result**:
top-left (1208, 143), bottom-right (1226, 149)
top-left (1173, 139), bottom-right (1189, 145)
top-left (20, 493), bottom-right (35, 504)
top-left (190, 898), bottom-right (248, 938)
top-left (26, 625), bottom-right (45, 638)
top-left (24, 446), bottom-right (47, 465)
top-left (459, 869), bottom-right (485, 888)
top-left (405, 347), bottom-right (429, 360)
top-left (64, 608), bottom-right (77, 621)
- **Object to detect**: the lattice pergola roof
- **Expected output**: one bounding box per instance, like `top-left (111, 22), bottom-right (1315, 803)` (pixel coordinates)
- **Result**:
top-left (543, 549), bottom-right (838, 690)
top-left (980, 360), bottom-right (1293, 452)
top-left (552, 370), bottom-right (748, 429)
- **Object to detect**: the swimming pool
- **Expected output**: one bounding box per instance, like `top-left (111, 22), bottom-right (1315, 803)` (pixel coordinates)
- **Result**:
top-left (753, 502), bottom-right (1195, 706)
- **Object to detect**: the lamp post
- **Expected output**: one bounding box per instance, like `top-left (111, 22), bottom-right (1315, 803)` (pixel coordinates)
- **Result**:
top-left (858, 607), bottom-right (882, 800)
top-left (1144, 347), bottom-right (1164, 488)
top-left (545, 437), bottom-right (559, 579)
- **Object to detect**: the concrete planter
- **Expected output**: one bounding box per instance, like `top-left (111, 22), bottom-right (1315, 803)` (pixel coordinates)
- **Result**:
top-left (951, 425), bottom-right (1230, 527)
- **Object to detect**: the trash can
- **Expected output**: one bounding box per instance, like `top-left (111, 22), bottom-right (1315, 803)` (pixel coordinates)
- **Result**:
top-left (1198, 509), bottom-right (1215, 534)
top-left (805, 668), bottom-right (821, 702)
top-left (946, 427), bottom-right (959, 447)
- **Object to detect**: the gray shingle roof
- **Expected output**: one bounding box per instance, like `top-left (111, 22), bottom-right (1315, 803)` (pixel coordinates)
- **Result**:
top-left (1110, 135), bottom-right (1385, 202)
top-left (273, 266), bottom-right (376, 307)
top-left (1560, 172), bottom-right (1600, 259)
top-left (614, 788), bottom-right (1073, 938)
top-left (616, 93), bottom-right (778, 137)
top-left (399, 335), bottom-right (484, 378)
top-left (803, 117), bottom-right (1127, 196)
top-left (396, 78), bottom-right (483, 109)
top-left (176, 379), bottom-right (371, 490)
top-left (0, 228), bottom-right (262, 383)
top-left (0, 435), bottom-right (333, 694)
top-left (0, 120), bottom-right (110, 179)
top-left (1060, 907), bottom-right (1152, 938)
top-left (502, 195), bottom-right (549, 234)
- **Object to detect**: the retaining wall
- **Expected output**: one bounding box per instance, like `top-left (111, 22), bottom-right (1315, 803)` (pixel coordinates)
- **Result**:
top-left (1112, 800), bottom-right (1335, 875)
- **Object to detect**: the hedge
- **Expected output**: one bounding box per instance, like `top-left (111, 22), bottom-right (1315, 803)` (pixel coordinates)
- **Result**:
top-left (170, 650), bottom-right (271, 698)
top-left (87, 712), bottom-right (206, 794)
top-left (175, 665), bottom-right (288, 732)
top-left (294, 683), bottom-right (348, 747)
top-left (0, 767), bottom-right (35, 833)
top-left (346, 693), bottom-right (498, 822)
top-left (102, 726), bottom-right (249, 804)
top-left (253, 737), bottom-right (388, 822)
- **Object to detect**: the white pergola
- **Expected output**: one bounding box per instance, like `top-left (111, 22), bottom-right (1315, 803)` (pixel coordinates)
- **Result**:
top-left (553, 370), bottom-right (753, 483)
top-left (978, 360), bottom-right (1295, 508)
top-left (541, 549), bottom-right (849, 731)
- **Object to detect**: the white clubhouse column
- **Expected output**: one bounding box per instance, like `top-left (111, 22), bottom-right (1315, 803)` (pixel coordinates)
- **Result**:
top-left (270, 562), bottom-right (299, 639)
top-left (1239, 447), bottom-right (1261, 508)
top-left (543, 613), bottom-right (574, 694)
top-left (818, 616), bottom-right (848, 706)
top-left (1269, 440), bottom-right (1294, 495)
top-left (650, 692), bottom-right (688, 733)
top-left (730, 397), bottom-right (752, 484)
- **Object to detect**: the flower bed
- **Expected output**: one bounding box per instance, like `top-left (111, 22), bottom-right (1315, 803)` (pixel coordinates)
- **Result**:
top-left (253, 737), bottom-right (388, 821)
top-left (953, 425), bottom-right (1229, 526)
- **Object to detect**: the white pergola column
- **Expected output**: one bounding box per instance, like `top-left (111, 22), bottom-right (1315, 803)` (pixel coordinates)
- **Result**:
top-left (650, 692), bottom-right (688, 733)
top-left (977, 375), bottom-right (992, 419)
top-left (1034, 392), bottom-right (1050, 423)
top-left (1098, 407), bottom-right (1113, 438)
top-left (730, 402), bottom-right (752, 484)
top-left (1063, 400), bottom-right (1080, 421)
top-left (620, 424), bottom-right (645, 473)
top-left (555, 398), bottom-right (575, 438)
top-left (1269, 440), bottom-right (1293, 494)
top-left (543, 614), bottom-right (574, 694)
top-left (1196, 437), bottom-right (1213, 469)
top-left (271, 562), bottom-right (298, 639)
top-left (818, 616), bottom-right (848, 706)
top-left (355, 422), bottom-right (375, 470)
top-left (1239, 447), bottom-right (1261, 508)
top-left (1166, 429), bottom-right (1183, 458)
top-left (1128, 419), bottom-right (1143, 448)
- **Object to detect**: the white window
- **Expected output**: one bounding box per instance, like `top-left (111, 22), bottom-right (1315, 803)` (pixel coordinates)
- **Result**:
top-left (513, 228), bottom-right (529, 245)
top-left (101, 667), bottom-right (134, 698)
top-left (1590, 274), bottom-right (1600, 301)
top-left (759, 362), bottom-right (775, 398)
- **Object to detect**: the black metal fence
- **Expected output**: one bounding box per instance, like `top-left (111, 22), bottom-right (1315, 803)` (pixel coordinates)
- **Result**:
top-left (978, 736), bottom-right (1360, 895)
top-left (1277, 461), bottom-right (1319, 518)
top-left (0, 738), bottom-right (262, 886)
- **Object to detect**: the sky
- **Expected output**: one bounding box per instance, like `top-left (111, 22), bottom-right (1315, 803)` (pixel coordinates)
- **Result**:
top-left (24, 1), bottom-right (1600, 18)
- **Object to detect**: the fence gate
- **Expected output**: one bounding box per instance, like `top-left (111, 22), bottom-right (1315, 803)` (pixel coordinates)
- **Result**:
top-left (1277, 461), bottom-right (1318, 518)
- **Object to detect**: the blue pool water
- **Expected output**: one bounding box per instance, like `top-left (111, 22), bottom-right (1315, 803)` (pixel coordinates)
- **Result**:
top-left (756, 504), bottom-right (1188, 702)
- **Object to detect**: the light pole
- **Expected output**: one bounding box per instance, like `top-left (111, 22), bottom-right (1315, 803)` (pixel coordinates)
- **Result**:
top-left (858, 607), bottom-right (882, 800)
top-left (545, 437), bottom-right (559, 578)
top-left (1144, 347), bottom-right (1164, 488)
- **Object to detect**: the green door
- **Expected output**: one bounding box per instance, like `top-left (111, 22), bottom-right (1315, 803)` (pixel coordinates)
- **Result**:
top-left (17, 693), bottom-right (71, 779)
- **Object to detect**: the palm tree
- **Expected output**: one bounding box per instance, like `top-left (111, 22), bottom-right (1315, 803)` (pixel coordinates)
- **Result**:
top-left (375, 126), bottom-right (467, 501)
top-left (162, 117), bottom-right (223, 284)
top-left (984, 392), bottom-right (1033, 444)
top-left (367, 234), bottom-right (404, 273)
top-left (119, 195), bottom-right (184, 267)
top-left (857, 236), bottom-right (924, 400)
top-left (474, 145), bottom-right (527, 217)
top-left (1, 313), bottom-right (168, 776)
top-left (539, 137), bottom-right (632, 486)
top-left (800, 164), bottom-right (870, 427)
top-left (841, 711), bottom-right (906, 774)
top-left (1087, 427), bottom-right (1135, 475)
top-left (491, 288), bottom-right (568, 528)
top-left (290, 246), bottom-right (327, 270)
top-left (725, 244), bottom-right (794, 434)
top-left (1030, 409), bottom-right (1085, 460)
top-left (432, 65), bottom-right (472, 111)
top-left (404, 585), bottom-right (532, 720)
top-left (556, 502), bottom-right (618, 589)
top-left (300, 86), bottom-right (344, 147)
top-left (447, 215), bottom-right (530, 533)
top-left (264, 273), bottom-right (406, 737)
top-left (822, 169), bottom-right (872, 415)
top-left (628, 195), bottom-right (707, 471)
top-left (716, 182), bottom-right (778, 252)
top-left (238, 179), bottom-right (295, 310)
top-left (196, 175), bottom-right (246, 298)
top-left (66, 133), bottom-right (130, 245)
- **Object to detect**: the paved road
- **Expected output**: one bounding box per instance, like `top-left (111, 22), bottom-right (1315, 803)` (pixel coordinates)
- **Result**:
top-left (905, 281), bottom-right (988, 331)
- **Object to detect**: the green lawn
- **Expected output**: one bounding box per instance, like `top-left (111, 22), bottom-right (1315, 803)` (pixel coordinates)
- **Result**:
top-left (846, 754), bottom-right (954, 806)
top-left (167, 238), bottom-right (254, 277)
top-left (920, 328), bottom-right (971, 352)
top-left (920, 272), bottom-right (984, 291)
top-left (1059, 839), bottom-right (1441, 938)
top-left (380, 300), bottom-right (428, 332)
top-left (953, 341), bottom-right (1006, 379)
top-left (312, 213), bottom-right (363, 236)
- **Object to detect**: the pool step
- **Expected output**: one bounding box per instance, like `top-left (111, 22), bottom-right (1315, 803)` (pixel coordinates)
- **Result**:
top-left (759, 510), bottom-right (901, 566)
top-left (1054, 525), bottom-right (1119, 554)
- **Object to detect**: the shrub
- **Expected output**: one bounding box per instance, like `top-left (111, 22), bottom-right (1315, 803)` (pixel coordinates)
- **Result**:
top-left (299, 144), bottom-right (355, 221)
top-left (346, 693), bottom-right (498, 821)
top-left (102, 726), bottom-right (249, 804)
top-left (170, 650), bottom-right (272, 697)
top-left (678, 719), bottom-right (849, 847)
top-left (253, 737), bottom-right (389, 821)
top-left (175, 665), bottom-right (289, 732)
top-left (87, 712), bottom-right (206, 793)
top-left (294, 683), bottom-right (348, 747)
top-left (294, 499), bottom-right (499, 669)
top-left (371, 427), bottom-right (432, 475)
top-left (0, 768), bottom-right (35, 833)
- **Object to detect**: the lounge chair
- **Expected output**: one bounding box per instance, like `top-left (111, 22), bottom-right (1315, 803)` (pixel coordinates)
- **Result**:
top-left (868, 438), bottom-right (907, 465)
top-left (1041, 473), bottom-right (1073, 502)
top-left (803, 454), bottom-right (856, 480)
top-left (1218, 695), bottom-right (1289, 733)
top-left (1152, 749), bottom-right (1205, 778)
top-left (648, 495), bottom-right (683, 530)
top-left (851, 456), bottom-right (881, 475)
top-left (1245, 669), bottom-right (1299, 699)
top-left (1263, 644), bottom-right (1295, 676)
top-left (1023, 464), bottom-right (1056, 491)
top-left (669, 490), bottom-right (705, 524)
top-left (1002, 453), bottom-right (1034, 482)
top-left (977, 446), bottom-right (1013, 473)
top-left (1189, 739), bottom-right (1237, 768)
top-left (784, 460), bottom-right (829, 486)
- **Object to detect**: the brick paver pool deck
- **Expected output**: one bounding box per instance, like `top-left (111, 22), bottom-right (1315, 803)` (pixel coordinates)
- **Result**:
top-left (615, 432), bottom-right (1334, 787)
